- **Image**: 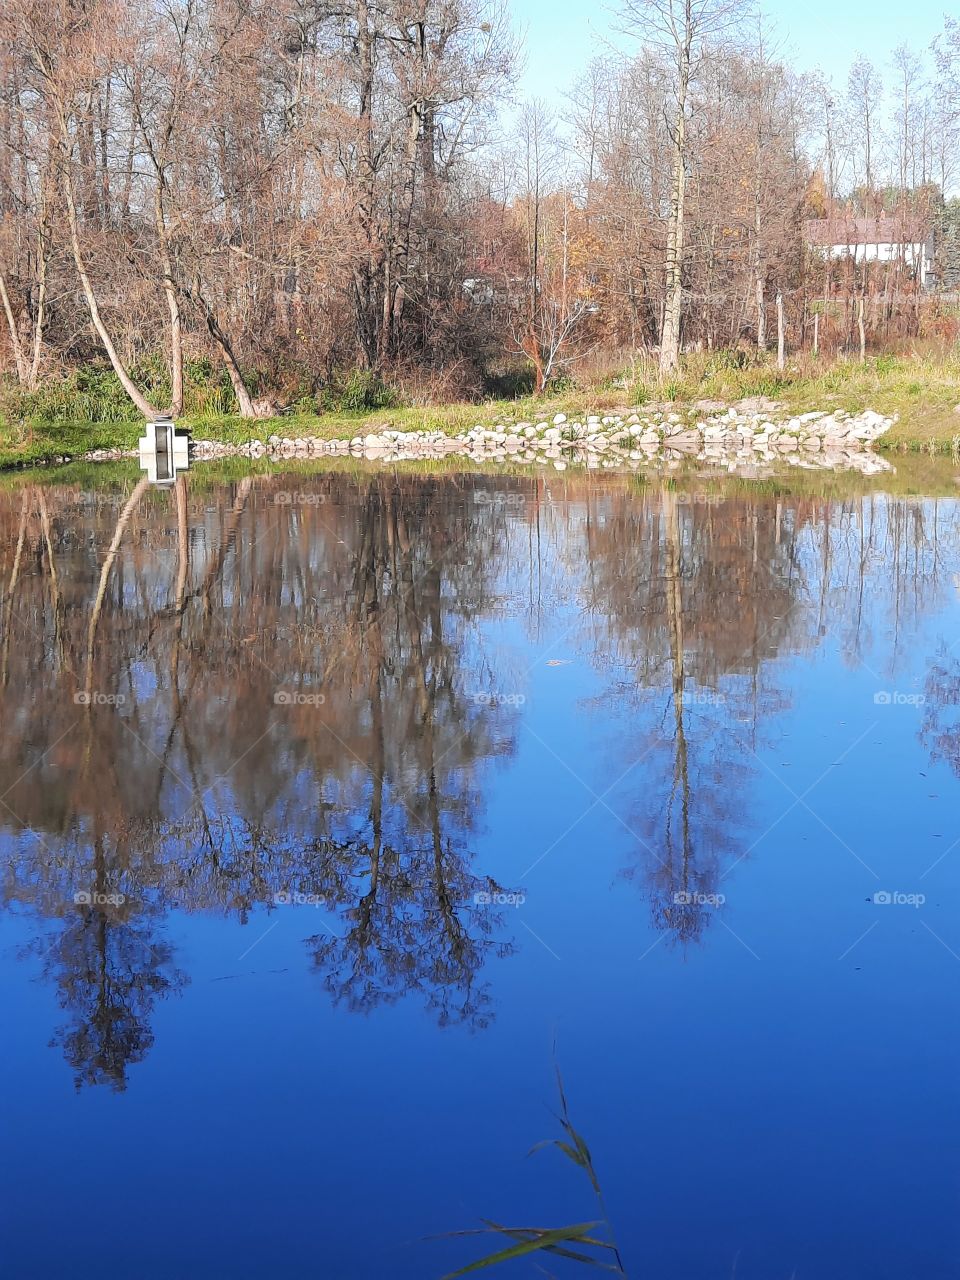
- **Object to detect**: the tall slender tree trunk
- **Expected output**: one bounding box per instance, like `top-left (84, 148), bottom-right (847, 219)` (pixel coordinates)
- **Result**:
top-left (57, 123), bottom-right (159, 418)
top-left (29, 208), bottom-right (48, 388)
top-left (753, 44), bottom-right (766, 353)
top-left (154, 182), bottom-right (184, 416)
top-left (660, 60), bottom-right (688, 375)
top-left (354, 0), bottom-right (380, 367)
top-left (191, 286), bottom-right (257, 417)
top-left (858, 294), bottom-right (866, 361)
top-left (381, 101), bottom-right (420, 363)
top-left (755, 272), bottom-right (766, 350)
top-left (0, 155), bottom-right (51, 390)
top-left (0, 272), bottom-right (28, 384)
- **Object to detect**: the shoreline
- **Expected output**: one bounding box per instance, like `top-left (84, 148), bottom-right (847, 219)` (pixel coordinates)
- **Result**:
top-left (5, 349), bottom-right (960, 472)
top-left (173, 405), bottom-right (896, 477)
top-left (0, 399), bottom-right (927, 475)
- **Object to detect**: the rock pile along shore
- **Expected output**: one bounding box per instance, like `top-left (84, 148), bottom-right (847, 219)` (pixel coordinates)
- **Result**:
top-left (83, 402), bottom-right (896, 476)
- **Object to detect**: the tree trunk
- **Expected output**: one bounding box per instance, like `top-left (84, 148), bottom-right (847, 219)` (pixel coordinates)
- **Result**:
top-left (660, 62), bottom-right (688, 375)
top-left (0, 272), bottom-right (29, 384)
top-left (197, 292), bottom-right (257, 417)
top-left (381, 102), bottom-right (420, 363)
top-left (58, 126), bottom-right (159, 418)
top-left (354, 0), bottom-right (380, 367)
top-left (858, 295), bottom-right (866, 361)
top-left (154, 183), bottom-right (184, 416)
top-left (756, 273), bottom-right (766, 350)
top-left (28, 212), bottom-right (48, 389)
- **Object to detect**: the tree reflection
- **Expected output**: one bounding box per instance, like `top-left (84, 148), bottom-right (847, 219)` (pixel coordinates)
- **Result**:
top-left (40, 907), bottom-right (184, 1092)
top-left (921, 646), bottom-right (960, 776)
top-left (306, 835), bottom-right (511, 1028)
top-left (0, 471), bottom-right (522, 1078)
top-left (305, 478), bottom-right (517, 1026)
top-left (0, 469), bottom-right (956, 1079)
top-left (15, 826), bottom-right (187, 1092)
top-left (562, 480), bottom-right (951, 946)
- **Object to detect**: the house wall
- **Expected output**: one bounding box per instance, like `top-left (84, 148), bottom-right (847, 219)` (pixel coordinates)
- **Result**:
top-left (824, 240), bottom-right (925, 265)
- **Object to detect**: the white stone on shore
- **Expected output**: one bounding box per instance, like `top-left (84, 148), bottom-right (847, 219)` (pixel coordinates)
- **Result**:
top-left (82, 403), bottom-right (897, 478)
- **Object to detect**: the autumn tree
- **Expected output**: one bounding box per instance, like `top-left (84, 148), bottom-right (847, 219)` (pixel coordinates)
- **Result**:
top-left (619, 0), bottom-right (749, 373)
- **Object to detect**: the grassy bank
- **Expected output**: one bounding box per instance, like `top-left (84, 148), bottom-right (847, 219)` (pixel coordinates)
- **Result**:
top-left (1, 352), bottom-right (959, 470)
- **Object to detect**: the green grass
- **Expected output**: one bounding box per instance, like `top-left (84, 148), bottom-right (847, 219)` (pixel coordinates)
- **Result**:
top-left (1, 351), bottom-right (959, 471)
top-left (765, 354), bottom-right (960, 452)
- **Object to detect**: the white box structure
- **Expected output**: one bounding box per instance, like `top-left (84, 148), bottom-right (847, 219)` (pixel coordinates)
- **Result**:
top-left (138, 417), bottom-right (190, 484)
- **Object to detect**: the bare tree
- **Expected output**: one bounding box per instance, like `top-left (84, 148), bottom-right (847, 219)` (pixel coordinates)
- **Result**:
top-left (847, 56), bottom-right (881, 215)
top-left (619, 0), bottom-right (748, 373)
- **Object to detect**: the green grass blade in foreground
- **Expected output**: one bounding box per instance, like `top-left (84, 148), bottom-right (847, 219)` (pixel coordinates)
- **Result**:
top-left (547, 1066), bottom-right (603, 1198)
top-left (482, 1222), bottom-right (622, 1268)
top-left (440, 1222), bottom-right (609, 1277)
top-left (448, 1220), bottom-right (621, 1266)
top-left (440, 1064), bottom-right (628, 1276)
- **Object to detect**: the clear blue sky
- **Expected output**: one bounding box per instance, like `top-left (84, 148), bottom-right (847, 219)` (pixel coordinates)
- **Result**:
top-left (510, 0), bottom-right (952, 101)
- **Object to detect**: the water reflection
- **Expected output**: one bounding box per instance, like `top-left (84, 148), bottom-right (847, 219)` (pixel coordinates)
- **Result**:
top-left (35, 901), bottom-right (186, 1092)
top-left (1, 465), bottom-right (957, 1085)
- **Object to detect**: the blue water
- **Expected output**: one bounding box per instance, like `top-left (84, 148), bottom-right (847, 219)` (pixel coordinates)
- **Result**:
top-left (1, 467), bottom-right (959, 1278)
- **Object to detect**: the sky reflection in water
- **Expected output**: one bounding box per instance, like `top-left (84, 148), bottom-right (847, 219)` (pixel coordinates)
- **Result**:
top-left (1, 464), bottom-right (960, 1279)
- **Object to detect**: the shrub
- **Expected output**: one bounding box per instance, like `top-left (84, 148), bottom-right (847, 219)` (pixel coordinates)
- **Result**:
top-left (336, 368), bottom-right (401, 412)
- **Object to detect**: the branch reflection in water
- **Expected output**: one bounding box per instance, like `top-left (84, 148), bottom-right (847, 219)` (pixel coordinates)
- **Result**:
top-left (0, 462), bottom-right (956, 1086)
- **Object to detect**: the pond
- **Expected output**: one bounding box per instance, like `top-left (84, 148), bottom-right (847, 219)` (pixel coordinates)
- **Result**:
top-left (2, 459), bottom-right (960, 1279)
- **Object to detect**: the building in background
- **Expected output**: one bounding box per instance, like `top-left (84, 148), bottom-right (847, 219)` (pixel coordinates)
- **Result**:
top-left (803, 215), bottom-right (936, 289)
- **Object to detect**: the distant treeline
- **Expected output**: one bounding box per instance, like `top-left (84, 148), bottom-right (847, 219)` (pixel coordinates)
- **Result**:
top-left (2, 0), bottom-right (960, 415)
